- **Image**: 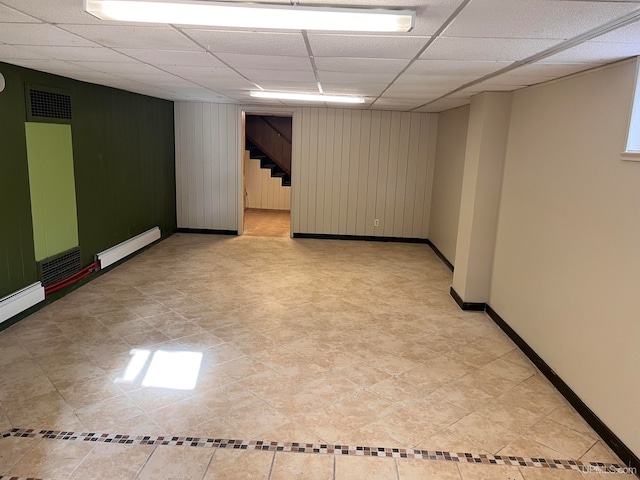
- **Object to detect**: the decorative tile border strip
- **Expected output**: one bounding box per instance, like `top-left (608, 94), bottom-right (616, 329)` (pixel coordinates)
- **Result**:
top-left (0, 477), bottom-right (46, 480)
top-left (2, 428), bottom-right (624, 473)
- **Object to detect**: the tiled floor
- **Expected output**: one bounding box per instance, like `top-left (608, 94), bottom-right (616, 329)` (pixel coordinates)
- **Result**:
top-left (243, 208), bottom-right (290, 237)
top-left (0, 234), bottom-right (634, 479)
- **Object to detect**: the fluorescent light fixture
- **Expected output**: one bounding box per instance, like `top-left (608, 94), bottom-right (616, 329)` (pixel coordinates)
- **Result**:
top-left (84, 0), bottom-right (415, 32)
top-left (251, 91), bottom-right (365, 104)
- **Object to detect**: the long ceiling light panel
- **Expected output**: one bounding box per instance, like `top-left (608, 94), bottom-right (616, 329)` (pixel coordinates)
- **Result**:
top-left (84, 0), bottom-right (415, 32)
top-left (250, 91), bottom-right (365, 104)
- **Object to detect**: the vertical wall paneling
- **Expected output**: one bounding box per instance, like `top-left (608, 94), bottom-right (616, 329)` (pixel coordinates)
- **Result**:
top-left (383, 112), bottom-right (401, 236)
top-left (307, 109), bottom-right (319, 234)
top-left (293, 107), bottom-right (436, 239)
top-left (315, 109), bottom-right (327, 233)
top-left (330, 110), bottom-right (344, 234)
top-left (338, 111), bottom-right (351, 234)
top-left (375, 111), bottom-right (392, 237)
top-left (346, 110), bottom-right (361, 235)
top-left (365, 111), bottom-right (381, 236)
top-left (423, 116), bottom-right (439, 239)
top-left (356, 111), bottom-right (371, 235)
top-left (175, 102), bottom-right (239, 231)
top-left (322, 110), bottom-right (335, 233)
top-left (292, 108), bottom-right (302, 233)
top-left (393, 114), bottom-right (411, 236)
top-left (245, 151), bottom-right (291, 210)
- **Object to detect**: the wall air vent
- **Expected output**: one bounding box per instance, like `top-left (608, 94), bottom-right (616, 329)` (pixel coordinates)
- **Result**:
top-left (25, 84), bottom-right (72, 123)
top-left (37, 248), bottom-right (81, 287)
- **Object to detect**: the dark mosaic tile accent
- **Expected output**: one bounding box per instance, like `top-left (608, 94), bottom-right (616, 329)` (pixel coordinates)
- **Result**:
top-left (0, 428), bottom-right (624, 472)
top-left (0, 477), bottom-right (46, 480)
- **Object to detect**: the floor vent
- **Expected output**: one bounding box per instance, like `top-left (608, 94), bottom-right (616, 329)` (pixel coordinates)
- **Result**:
top-left (28, 87), bottom-right (72, 121)
top-left (38, 248), bottom-right (81, 287)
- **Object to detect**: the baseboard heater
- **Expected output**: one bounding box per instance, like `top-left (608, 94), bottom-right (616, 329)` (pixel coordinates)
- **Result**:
top-left (96, 227), bottom-right (161, 269)
top-left (0, 282), bottom-right (45, 324)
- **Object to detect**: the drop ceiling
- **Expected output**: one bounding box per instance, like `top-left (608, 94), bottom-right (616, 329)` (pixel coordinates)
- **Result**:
top-left (1, 0), bottom-right (640, 112)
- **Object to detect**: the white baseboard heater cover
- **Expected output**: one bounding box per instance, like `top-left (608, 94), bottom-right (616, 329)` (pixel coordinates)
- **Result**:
top-left (97, 227), bottom-right (161, 269)
top-left (0, 282), bottom-right (45, 324)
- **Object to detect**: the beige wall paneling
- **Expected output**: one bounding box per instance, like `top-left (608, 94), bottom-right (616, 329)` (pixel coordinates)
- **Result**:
top-left (245, 150), bottom-right (291, 210)
top-left (490, 60), bottom-right (640, 456)
top-left (429, 105), bottom-right (470, 264)
top-left (175, 102), bottom-right (239, 231)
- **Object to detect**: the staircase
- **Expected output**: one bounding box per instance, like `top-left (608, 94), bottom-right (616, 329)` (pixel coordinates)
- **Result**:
top-left (245, 115), bottom-right (291, 187)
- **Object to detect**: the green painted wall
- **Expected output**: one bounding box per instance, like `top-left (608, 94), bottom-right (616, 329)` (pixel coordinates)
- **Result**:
top-left (0, 61), bottom-right (176, 298)
top-left (25, 123), bottom-right (79, 261)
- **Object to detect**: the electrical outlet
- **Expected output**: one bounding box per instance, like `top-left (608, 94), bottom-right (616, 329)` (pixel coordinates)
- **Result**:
top-left (374, 219), bottom-right (379, 227)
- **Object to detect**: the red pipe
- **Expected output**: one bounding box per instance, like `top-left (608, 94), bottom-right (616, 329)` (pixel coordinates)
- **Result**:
top-left (45, 260), bottom-right (100, 295)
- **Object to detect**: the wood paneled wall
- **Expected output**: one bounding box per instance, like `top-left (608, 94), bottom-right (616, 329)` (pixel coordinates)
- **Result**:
top-left (245, 151), bottom-right (291, 211)
top-left (175, 102), bottom-right (239, 230)
top-left (292, 108), bottom-right (437, 238)
top-left (175, 104), bottom-right (437, 238)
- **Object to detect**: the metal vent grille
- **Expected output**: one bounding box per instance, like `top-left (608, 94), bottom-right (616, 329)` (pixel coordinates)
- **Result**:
top-left (38, 248), bottom-right (81, 287)
top-left (29, 89), bottom-right (72, 120)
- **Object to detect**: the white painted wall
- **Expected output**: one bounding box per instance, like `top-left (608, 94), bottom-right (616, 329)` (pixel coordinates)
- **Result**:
top-left (490, 60), bottom-right (640, 456)
top-left (429, 105), bottom-right (469, 264)
top-left (292, 108), bottom-right (437, 237)
top-left (175, 102), bottom-right (239, 231)
top-left (244, 150), bottom-right (290, 210)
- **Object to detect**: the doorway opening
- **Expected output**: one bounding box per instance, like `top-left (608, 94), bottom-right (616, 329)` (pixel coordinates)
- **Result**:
top-left (241, 113), bottom-right (292, 237)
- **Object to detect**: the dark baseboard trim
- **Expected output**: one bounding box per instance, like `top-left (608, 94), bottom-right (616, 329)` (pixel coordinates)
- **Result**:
top-left (175, 228), bottom-right (238, 235)
top-left (0, 229), bottom-right (175, 333)
top-left (486, 304), bottom-right (640, 474)
top-left (425, 240), bottom-right (454, 272)
top-left (449, 287), bottom-right (486, 311)
top-left (292, 233), bottom-right (430, 244)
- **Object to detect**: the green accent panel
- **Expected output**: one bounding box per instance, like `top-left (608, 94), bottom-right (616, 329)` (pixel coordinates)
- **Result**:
top-left (25, 123), bottom-right (79, 261)
top-left (0, 60), bottom-right (175, 298)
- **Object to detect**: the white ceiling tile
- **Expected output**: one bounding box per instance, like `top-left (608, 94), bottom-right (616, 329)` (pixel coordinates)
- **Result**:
top-left (60, 25), bottom-right (202, 51)
top-left (239, 69), bottom-right (316, 82)
top-left (406, 59), bottom-right (509, 76)
top-left (308, 34), bottom-right (429, 59)
top-left (394, 73), bottom-right (477, 86)
top-left (70, 61), bottom-right (165, 75)
top-left (252, 81), bottom-right (319, 91)
top-left (321, 83), bottom-right (388, 96)
top-left (384, 84), bottom-right (452, 98)
top-left (415, 97), bottom-right (471, 112)
top-left (159, 64), bottom-right (244, 78)
top-left (317, 71), bottom-right (397, 84)
top-left (593, 19), bottom-right (640, 43)
top-left (421, 37), bottom-right (559, 61)
top-left (314, 57), bottom-right (408, 74)
top-left (114, 73), bottom-right (200, 87)
top-left (444, 0), bottom-right (638, 40)
top-left (475, 74), bottom-right (551, 86)
top-left (18, 46), bottom-right (138, 63)
top-left (505, 62), bottom-right (599, 77)
top-left (0, 4), bottom-right (40, 22)
top-left (539, 41), bottom-right (640, 64)
top-left (116, 49), bottom-right (224, 67)
top-left (218, 53), bottom-right (311, 71)
top-left (188, 77), bottom-right (257, 90)
top-left (0, 24), bottom-right (98, 47)
top-left (182, 30), bottom-right (308, 56)
top-left (0, 44), bottom-right (50, 60)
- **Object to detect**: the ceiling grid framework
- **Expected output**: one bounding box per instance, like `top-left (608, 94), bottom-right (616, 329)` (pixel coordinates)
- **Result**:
top-left (1, 0), bottom-right (640, 111)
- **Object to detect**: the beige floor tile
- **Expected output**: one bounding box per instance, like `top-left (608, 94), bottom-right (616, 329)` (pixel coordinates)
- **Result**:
top-left (223, 400), bottom-right (291, 439)
top-left (519, 468), bottom-right (583, 480)
top-left (146, 396), bottom-right (214, 435)
top-left (58, 376), bottom-right (122, 409)
top-left (68, 443), bottom-right (153, 480)
top-left (497, 436), bottom-right (566, 460)
top-left (195, 383), bottom-right (260, 417)
top-left (525, 419), bottom-right (596, 460)
top-left (0, 436), bottom-right (42, 471)
top-left (3, 390), bottom-right (75, 427)
top-left (335, 454), bottom-right (397, 479)
top-left (397, 458), bottom-right (461, 480)
top-left (457, 463), bottom-right (524, 480)
top-left (126, 386), bottom-right (195, 412)
top-left (136, 445), bottom-right (214, 480)
top-left (203, 448), bottom-right (274, 480)
top-left (270, 452), bottom-right (333, 480)
top-left (579, 441), bottom-right (624, 465)
top-left (546, 405), bottom-right (599, 440)
top-left (8, 438), bottom-right (95, 479)
top-left (74, 395), bottom-right (144, 430)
